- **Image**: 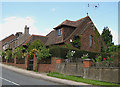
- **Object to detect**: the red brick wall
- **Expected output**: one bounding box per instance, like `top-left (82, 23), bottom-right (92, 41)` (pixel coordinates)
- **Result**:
top-left (33, 53), bottom-right (37, 71)
top-left (65, 22), bottom-right (102, 52)
top-left (34, 57), bottom-right (56, 72)
top-left (2, 54), bottom-right (29, 69)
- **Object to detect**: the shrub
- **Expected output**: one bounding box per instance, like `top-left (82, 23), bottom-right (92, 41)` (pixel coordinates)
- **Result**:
top-left (28, 39), bottom-right (51, 59)
top-left (66, 50), bottom-right (75, 59)
top-left (12, 46), bottom-right (26, 59)
top-left (5, 49), bottom-right (13, 60)
top-left (81, 54), bottom-right (89, 59)
top-left (49, 46), bottom-right (100, 59)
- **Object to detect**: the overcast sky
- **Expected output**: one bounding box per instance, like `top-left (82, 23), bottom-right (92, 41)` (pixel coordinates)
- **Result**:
top-left (0, 1), bottom-right (119, 45)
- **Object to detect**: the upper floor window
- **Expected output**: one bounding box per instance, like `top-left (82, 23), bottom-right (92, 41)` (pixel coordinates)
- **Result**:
top-left (90, 35), bottom-right (93, 48)
top-left (58, 28), bottom-right (62, 36)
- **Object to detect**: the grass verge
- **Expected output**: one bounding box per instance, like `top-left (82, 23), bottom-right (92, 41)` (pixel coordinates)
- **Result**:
top-left (47, 72), bottom-right (120, 87)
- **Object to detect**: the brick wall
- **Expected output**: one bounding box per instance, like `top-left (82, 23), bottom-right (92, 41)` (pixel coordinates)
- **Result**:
top-left (65, 20), bottom-right (102, 52)
top-left (33, 56), bottom-right (56, 72)
top-left (80, 25), bottom-right (101, 52)
top-left (2, 54), bottom-right (29, 69)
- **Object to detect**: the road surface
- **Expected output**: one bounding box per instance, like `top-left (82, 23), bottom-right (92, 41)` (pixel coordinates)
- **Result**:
top-left (1, 67), bottom-right (69, 86)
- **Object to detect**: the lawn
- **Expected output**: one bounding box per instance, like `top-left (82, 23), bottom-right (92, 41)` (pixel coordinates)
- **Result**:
top-left (47, 72), bottom-right (120, 87)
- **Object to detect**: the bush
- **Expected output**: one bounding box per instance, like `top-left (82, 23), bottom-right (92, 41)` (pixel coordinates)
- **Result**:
top-left (49, 46), bottom-right (112, 60)
top-left (28, 40), bottom-right (51, 59)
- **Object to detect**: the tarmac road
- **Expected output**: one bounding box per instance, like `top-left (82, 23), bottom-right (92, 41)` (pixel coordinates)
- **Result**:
top-left (0, 64), bottom-right (93, 87)
top-left (1, 67), bottom-right (63, 86)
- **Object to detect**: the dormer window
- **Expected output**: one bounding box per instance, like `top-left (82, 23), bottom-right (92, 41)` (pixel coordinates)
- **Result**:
top-left (58, 28), bottom-right (62, 36)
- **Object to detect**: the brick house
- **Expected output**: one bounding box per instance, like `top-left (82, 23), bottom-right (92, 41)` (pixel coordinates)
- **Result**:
top-left (1, 25), bottom-right (48, 51)
top-left (1, 16), bottom-right (106, 52)
top-left (1, 34), bottom-right (15, 51)
top-left (46, 16), bottom-right (106, 52)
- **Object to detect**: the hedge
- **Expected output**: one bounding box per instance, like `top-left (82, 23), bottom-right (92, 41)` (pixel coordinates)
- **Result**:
top-left (49, 46), bottom-right (111, 59)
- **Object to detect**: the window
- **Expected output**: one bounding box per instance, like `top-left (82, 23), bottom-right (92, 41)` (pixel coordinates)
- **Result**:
top-left (58, 28), bottom-right (62, 36)
top-left (90, 35), bottom-right (93, 47)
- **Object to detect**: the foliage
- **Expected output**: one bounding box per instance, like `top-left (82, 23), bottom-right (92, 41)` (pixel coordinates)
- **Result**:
top-left (34, 62), bottom-right (38, 72)
top-left (92, 54), bottom-right (116, 67)
top-left (5, 49), bottom-right (12, 60)
top-left (72, 35), bottom-right (81, 49)
top-left (49, 46), bottom-right (100, 59)
top-left (27, 39), bottom-right (44, 51)
top-left (101, 26), bottom-right (113, 47)
top-left (66, 50), bottom-right (75, 59)
top-left (12, 46), bottom-right (26, 59)
top-left (93, 26), bottom-right (101, 51)
top-left (28, 40), bottom-right (51, 59)
top-left (107, 45), bottom-right (119, 53)
top-left (64, 43), bottom-right (72, 48)
top-left (81, 54), bottom-right (89, 59)
top-left (47, 72), bottom-right (120, 86)
top-left (95, 55), bottom-right (102, 62)
top-left (0, 51), bottom-right (6, 59)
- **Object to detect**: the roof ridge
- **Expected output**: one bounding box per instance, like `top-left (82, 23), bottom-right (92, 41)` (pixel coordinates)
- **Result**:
top-left (75, 16), bottom-right (89, 22)
top-left (63, 16), bottom-right (90, 42)
top-left (32, 34), bottom-right (48, 37)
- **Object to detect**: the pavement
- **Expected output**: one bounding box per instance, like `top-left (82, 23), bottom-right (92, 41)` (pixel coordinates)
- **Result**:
top-left (0, 63), bottom-right (92, 86)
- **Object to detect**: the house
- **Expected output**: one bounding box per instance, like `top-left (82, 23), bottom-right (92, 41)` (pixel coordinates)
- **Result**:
top-left (1, 25), bottom-right (48, 51)
top-left (46, 16), bottom-right (106, 52)
top-left (0, 41), bottom-right (2, 51)
top-left (1, 34), bottom-right (15, 51)
top-left (1, 16), bottom-right (106, 52)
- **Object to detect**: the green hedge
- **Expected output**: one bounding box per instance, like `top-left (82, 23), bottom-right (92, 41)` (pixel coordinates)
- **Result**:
top-left (49, 46), bottom-right (111, 59)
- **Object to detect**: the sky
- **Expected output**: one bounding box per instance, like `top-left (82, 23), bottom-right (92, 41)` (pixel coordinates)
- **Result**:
top-left (0, 1), bottom-right (119, 45)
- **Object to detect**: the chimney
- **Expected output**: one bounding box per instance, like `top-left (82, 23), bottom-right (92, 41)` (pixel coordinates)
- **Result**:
top-left (24, 25), bottom-right (29, 35)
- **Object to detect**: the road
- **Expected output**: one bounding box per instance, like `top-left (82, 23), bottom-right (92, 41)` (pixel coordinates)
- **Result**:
top-left (1, 67), bottom-right (71, 87)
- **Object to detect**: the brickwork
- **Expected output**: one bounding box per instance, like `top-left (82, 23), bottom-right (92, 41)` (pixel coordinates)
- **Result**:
top-left (33, 53), bottom-right (37, 71)
top-left (2, 54), bottom-right (29, 69)
top-left (83, 59), bottom-right (93, 68)
top-left (80, 25), bottom-right (101, 52)
top-left (56, 59), bottom-right (64, 64)
top-left (34, 57), bottom-right (56, 72)
top-left (25, 53), bottom-right (29, 69)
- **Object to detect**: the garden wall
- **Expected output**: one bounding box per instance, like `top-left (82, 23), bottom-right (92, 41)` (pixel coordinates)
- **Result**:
top-left (33, 56), bottom-right (57, 72)
top-left (2, 55), bottom-right (29, 69)
top-left (56, 63), bottom-right (120, 84)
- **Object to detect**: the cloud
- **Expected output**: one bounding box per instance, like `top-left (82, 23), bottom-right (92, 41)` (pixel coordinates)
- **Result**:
top-left (0, 16), bottom-right (40, 40)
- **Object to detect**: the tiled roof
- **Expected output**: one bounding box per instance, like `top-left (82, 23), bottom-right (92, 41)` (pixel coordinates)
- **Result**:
top-left (54, 16), bottom-right (88, 29)
top-left (2, 34), bottom-right (15, 45)
top-left (46, 16), bottom-right (91, 46)
top-left (45, 30), bottom-right (63, 45)
top-left (23, 34), bottom-right (48, 45)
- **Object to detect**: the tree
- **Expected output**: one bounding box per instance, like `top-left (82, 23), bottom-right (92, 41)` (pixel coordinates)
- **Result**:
top-left (101, 27), bottom-right (113, 47)
top-left (28, 40), bottom-right (51, 59)
top-left (12, 46), bottom-right (26, 59)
